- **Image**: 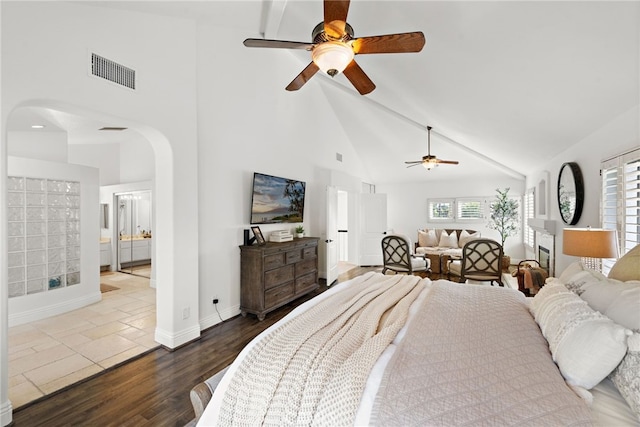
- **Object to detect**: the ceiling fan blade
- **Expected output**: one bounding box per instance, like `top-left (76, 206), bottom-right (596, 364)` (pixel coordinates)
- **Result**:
top-left (244, 39), bottom-right (314, 50)
top-left (406, 163), bottom-right (422, 168)
top-left (436, 159), bottom-right (460, 165)
top-left (286, 62), bottom-right (320, 91)
top-left (324, 0), bottom-right (350, 38)
top-left (404, 160), bottom-right (422, 164)
top-left (352, 32), bottom-right (426, 54)
top-left (342, 60), bottom-right (376, 95)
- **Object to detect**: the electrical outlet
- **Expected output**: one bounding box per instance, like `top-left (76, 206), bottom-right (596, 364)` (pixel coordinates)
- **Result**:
top-left (213, 298), bottom-right (219, 304)
top-left (182, 307), bottom-right (190, 320)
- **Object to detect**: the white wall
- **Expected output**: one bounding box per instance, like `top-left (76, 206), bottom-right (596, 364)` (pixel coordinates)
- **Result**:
top-left (119, 138), bottom-right (154, 184)
top-left (378, 176), bottom-right (526, 260)
top-left (8, 156), bottom-right (100, 326)
top-left (8, 131), bottom-right (68, 163)
top-left (526, 105), bottom-right (640, 275)
top-left (194, 23), bottom-right (372, 328)
top-left (2, 0), bottom-right (200, 351)
top-left (68, 143), bottom-right (120, 185)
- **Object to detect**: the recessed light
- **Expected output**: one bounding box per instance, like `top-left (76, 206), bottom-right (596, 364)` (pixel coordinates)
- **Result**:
top-left (31, 124), bottom-right (45, 129)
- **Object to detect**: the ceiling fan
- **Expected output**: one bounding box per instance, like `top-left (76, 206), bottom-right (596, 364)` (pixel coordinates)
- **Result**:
top-left (243, 0), bottom-right (425, 95)
top-left (405, 126), bottom-right (459, 170)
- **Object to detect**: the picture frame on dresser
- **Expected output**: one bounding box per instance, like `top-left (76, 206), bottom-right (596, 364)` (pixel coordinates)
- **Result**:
top-left (251, 226), bottom-right (266, 245)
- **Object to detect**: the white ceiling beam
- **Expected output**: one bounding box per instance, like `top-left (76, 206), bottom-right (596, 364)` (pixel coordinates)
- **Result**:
top-left (261, 0), bottom-right (288, 39)
top-left (320, 76), bottom-right (526, 181)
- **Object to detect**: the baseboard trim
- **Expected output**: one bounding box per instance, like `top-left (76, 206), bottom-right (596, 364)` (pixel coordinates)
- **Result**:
top-left (1, 399), bottom-right (13, 426)
top-left (154, 324), bottom-right (200, 350)
top-left (8, 292), bottom-right (102, 327)
top-left (199, 305), bottom-right (240, 331)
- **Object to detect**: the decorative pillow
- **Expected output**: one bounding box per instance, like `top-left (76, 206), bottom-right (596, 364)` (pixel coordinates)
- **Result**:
top-left (608, 244), bottom-right (640, 282)
top-left (604, 283), bottom-right (640, 331)
top-left (417, 229), bottom-right (438, 247)
top-left (458, 230), bottom-right (480, 248)
top-left (558, 261), bottom-right (585, 284)
top-left (563, 269), bottom-right (606, 294)
top-left (438, 230), bottom-right (458, 248)
top-left (610, 333), bottom-right (640, 419)
top-left (531, 285), bottom-right (631, 389)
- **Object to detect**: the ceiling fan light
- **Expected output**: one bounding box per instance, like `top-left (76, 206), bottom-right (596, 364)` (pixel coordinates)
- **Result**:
top-left (422, 161), bottom-right (438, 170)
top-left (312, 42), bottom-right (354, 77)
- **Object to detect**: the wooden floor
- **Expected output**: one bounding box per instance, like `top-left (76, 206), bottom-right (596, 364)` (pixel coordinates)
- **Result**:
top-left (10, 266), bottom-right (377, 427)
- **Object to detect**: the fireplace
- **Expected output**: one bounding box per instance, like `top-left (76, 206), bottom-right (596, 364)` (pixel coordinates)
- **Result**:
top-left (532, 225), bottom-right (556, 277)
top-left (538, 246), bottom-right (550, 276)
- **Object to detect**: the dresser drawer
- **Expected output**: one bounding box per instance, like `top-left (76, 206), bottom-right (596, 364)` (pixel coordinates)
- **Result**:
top-left (264, 264), bottom-right (294, 289)
top-left (265, 282), bottom-right (294, 307)
top-left (264, 253), bottom-right (285, 270)
top-left (295, 259), bottom-right (316, 277)
top-left (285, 249), bottom-right (302, 264)
top-left (302, 246), bottom-right (317, 258)
top-left (296, 272), bottom-right (317, 294)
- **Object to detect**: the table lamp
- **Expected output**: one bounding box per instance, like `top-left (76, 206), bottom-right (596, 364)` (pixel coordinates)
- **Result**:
top-left (563, 228), bottom-right (619, 271)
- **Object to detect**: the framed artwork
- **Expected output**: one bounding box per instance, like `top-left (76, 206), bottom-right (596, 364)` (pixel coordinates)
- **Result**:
top-left (251, 226), bottom-right (266, 245)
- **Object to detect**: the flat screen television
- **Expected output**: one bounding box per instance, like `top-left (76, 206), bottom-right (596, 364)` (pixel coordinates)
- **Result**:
top-left (250, 172), bottom-right (306, 224)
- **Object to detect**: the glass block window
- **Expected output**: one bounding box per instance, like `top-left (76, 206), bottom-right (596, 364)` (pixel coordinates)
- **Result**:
top-left (7, 176), bottom-right (81, 297)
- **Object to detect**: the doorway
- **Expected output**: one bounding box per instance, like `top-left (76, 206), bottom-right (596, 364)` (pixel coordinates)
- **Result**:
top-left (116, 190), bottom-right (152, 278)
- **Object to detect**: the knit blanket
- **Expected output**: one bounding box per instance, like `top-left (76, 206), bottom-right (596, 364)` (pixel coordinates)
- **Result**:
top-left (216, 273), bottom-right (425, 426)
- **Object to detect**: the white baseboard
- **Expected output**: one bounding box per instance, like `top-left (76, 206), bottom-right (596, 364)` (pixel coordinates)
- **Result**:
top-left (154, 324), bottom-right (200, 349)
top-left (8, 292), bottom-right (102, 327)
top-left (1, 399), bottom-right (13, 426)
top-left (199, 305), bottom-right (240, 331)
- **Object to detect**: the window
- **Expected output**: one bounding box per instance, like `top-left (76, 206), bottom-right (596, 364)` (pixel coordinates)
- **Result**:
top-left (428, 199), bottom-right (454, 221)
top-left (456, 199), bottom-right (484, 221)
top-left (523, 188), bottom-right (535, 248)
top-left (601, 148), bottom-right (640, 274)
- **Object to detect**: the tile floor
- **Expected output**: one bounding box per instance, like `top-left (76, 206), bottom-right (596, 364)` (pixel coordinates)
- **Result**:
top-left (8, 270), bottom-right (157, 409)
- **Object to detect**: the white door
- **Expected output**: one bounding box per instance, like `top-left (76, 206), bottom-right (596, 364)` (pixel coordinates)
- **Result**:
top-left (360, 193), bottom-right (387, 266)
top-left (325, 185), bottom-right (339, 285)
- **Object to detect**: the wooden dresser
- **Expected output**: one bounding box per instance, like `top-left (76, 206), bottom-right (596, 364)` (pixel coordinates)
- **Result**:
top-left (240, 237), bottom-right (319, 320)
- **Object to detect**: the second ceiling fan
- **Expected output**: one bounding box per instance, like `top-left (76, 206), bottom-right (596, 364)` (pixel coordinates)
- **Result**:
top-left (243, 0), bottom-right (426, 95)
top-left (405, 126), bottom-right (459, 170)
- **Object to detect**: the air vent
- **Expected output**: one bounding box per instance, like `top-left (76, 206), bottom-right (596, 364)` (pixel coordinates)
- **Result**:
top-left (91, 53), bottom-right (136, 90)
top-left (336, 153), bottom-right (343, 162)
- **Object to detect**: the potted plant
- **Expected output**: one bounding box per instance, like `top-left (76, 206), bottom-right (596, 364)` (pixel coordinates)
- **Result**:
top-left (295, 225), bottom-right (305, 238)
top-left (488, 187), bottom-right (519, 270)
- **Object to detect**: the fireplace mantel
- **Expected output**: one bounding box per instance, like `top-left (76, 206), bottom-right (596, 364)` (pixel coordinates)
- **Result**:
top-left (528, 218), bottom-right (556, 235)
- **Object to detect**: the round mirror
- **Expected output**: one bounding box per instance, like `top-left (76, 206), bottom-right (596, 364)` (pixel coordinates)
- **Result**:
top-left (557, 162), bottom-right (584, 225)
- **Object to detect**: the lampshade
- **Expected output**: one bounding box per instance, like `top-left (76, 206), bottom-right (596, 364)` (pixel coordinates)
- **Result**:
top-left (312, 42), bottom-right (354, 77)
top-left (563, 228), bottom-right (619, 258)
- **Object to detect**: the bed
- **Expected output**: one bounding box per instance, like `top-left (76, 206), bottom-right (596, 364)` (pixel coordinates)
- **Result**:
top-left (192, 247), bottom-right (640, 426)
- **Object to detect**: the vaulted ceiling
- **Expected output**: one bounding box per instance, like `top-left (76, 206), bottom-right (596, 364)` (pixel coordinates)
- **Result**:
top-left (9, 1), bottom-right (640, 185)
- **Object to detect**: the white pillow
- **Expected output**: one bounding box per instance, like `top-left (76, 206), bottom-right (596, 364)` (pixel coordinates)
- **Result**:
top-left (604, 282), bottom-right (640, 331)
top-left (610, 333), bottom-right (640, 419)
top-left (438, 230), bottom-right (458, 248)
top-left (531, 285), bottom-right (630, 389)
top-left (417, 229), bottom-right (438, 247)
top-left (558, 261), bottom-right (585, 283)
top-left (563, 269), bottom-right (607, 295)
top-left (458, 230), bottom-right (480, 248)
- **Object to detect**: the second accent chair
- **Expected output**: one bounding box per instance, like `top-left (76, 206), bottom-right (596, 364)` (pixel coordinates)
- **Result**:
top-left (381, 234), bottom-right (431, 277)
top-left (447, 238), bottom-right (504, 286)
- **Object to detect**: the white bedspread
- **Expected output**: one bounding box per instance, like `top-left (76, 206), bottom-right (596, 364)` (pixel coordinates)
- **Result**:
top-left (197, 273), bottom-right (636, 426)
